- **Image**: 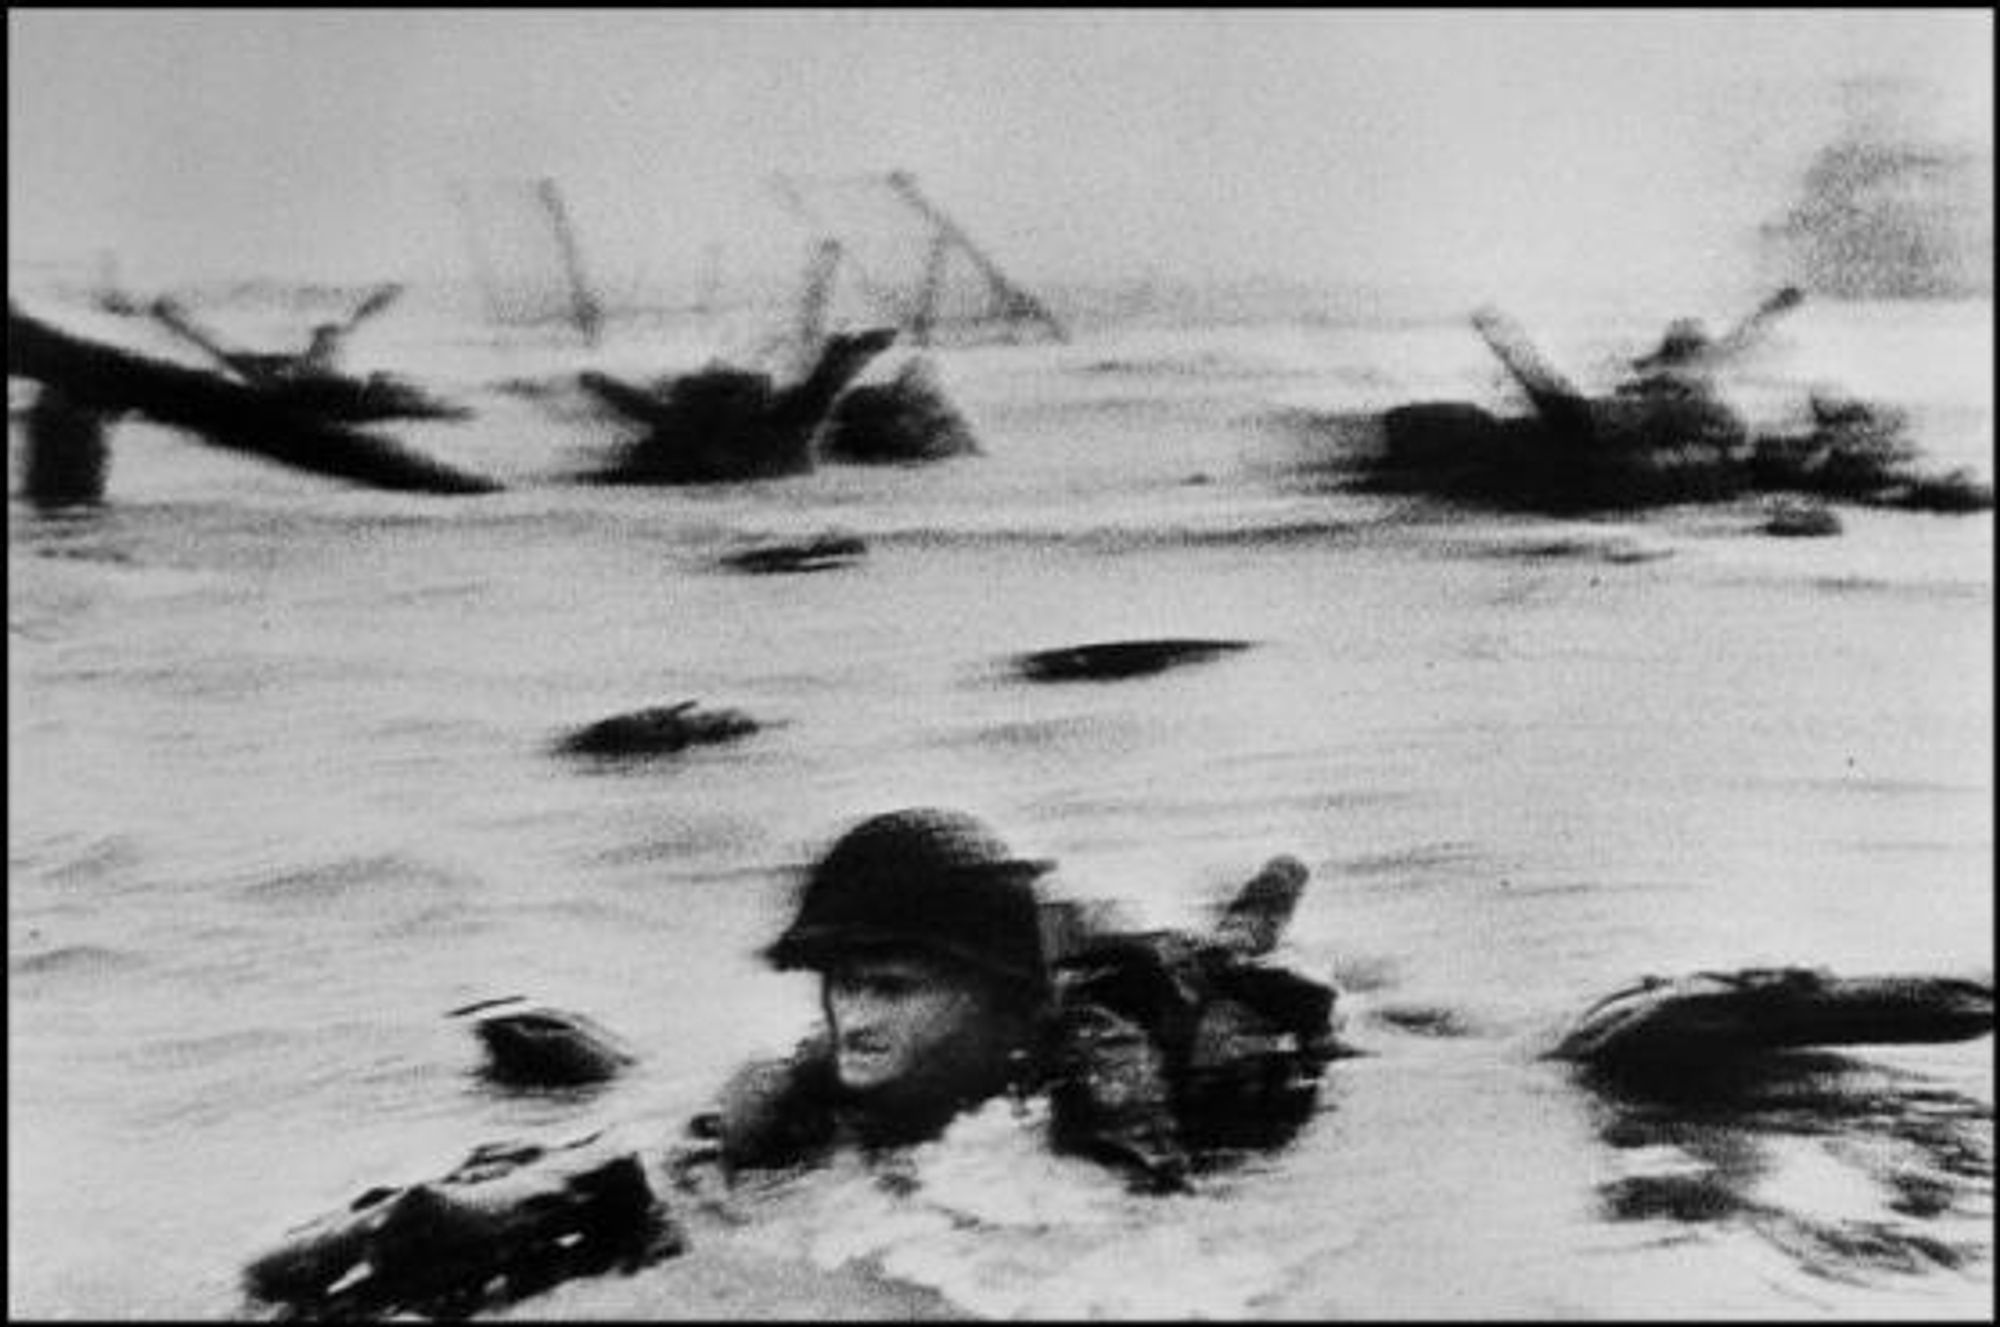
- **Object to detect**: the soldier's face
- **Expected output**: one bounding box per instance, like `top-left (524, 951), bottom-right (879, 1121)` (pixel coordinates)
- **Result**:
top-left (822, 952), bottom-right (996, 1096)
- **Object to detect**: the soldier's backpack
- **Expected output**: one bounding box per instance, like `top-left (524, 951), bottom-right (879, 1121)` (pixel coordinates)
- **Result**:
top-left (1041, 856), bottom-right (1344, 1191)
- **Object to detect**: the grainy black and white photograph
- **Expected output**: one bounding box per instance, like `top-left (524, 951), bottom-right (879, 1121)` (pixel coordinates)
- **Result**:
top-left (8, 8), bottom-right (1994, 1320)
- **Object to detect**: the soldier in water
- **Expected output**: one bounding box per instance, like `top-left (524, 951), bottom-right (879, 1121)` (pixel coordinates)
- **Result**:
top-left (242, 808), bottom-right (1342, 1318)
top-left (675, 807), bottom-right (1342, 1193)
top-left (683, 808), bottom-right (1057, 1171)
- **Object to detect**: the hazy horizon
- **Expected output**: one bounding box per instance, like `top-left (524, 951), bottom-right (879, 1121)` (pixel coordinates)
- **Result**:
top-left (9, 10), bottom-right (1993, 313)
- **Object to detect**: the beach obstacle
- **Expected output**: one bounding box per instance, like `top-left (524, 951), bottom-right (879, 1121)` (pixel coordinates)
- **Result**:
top-left (20, 384), bottom-right (113, 509)
top-left (9, 304), bottom-right (501, 497)
top-left (817, 356), bottom-right (981, 464)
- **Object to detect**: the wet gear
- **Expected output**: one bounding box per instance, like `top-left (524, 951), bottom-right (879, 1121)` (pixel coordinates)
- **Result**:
top-left (243, 1133), bottom-right (680, 1319)
top-left (1044, 919), bottom-right (1341, 1190)
top-left (453, 997), bottom-right (638, 1088)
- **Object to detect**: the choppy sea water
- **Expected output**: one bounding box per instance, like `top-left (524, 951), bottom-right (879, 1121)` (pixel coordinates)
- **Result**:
top-left (8, 298), bottom-right (1993, 1318)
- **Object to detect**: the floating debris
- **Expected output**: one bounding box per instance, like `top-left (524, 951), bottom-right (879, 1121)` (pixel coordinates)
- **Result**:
top-left (555, 701), bottom-right (761, 758)
top-left (720, 532), bottom-right (867, 574)
top-left (452, 997), bottom-right (638, 1088)
top-left (1012, 638), bottom-right (1255, 683)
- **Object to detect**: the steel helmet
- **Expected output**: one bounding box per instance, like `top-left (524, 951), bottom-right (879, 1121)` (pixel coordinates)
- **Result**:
top-left (764, 808), bottom-right (1054, 988)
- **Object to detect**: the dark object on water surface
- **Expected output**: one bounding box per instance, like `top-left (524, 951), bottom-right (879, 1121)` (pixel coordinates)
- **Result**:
top-left (1762, 498), bottom-right (1843, 538)
top-left (21, 384), bottom-right (115, 509)
top-left (456, 998), bottom-right (638, 1087)
top-left (817, 357), bottom-right (981, 463)
top-left (242, 1132), bottom-right (681, 1319)
top-left (8, 305), bottom-right (500, 496)
top-left (581, 328), bottom-right (897, 484)
top-left (720, 532), bottom-right (868, 574)
top-left (557, 701), bottom-right (761, 759)
top-left (146, 290), bottom-right (471, 425)
top-left (1549, 967), bottom-right (1995, 1070)
top-left (1881, 468), bottom-right (1998, 513)
top-left (1359, 295), bottom-right (1990, 516)
top-left (1013, 638), bottom-right (1255, 683)
top-left (253, 371), bottom-right (472, 425)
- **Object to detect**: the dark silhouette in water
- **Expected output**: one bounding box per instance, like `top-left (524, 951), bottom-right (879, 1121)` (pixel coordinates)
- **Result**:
top-left (555, 701), bottom-right (761, 758)
top-left (1762, 496), bottom-right (1844, 538)
top-left (20, 384), bottom-right (115, 509)
top-left (146, 287), bottom-right (469, 424)
top-left (1358, 294), bottom-right (1992, 515)
top-left (242, 1134), bottom-right (679, 1319)
top-left (1549, 967), bottom-right (1993, 1071)
top-left (451, 997), bottom-right (638, 1088)
top-left (8, 305), bottom-right (500, 496)
top-left (1012, 638), bottom-right (1256, 683)
top-left (816, 357), bottom-right (981, 463)
top-left (581, 328), bottom-right (897, 483)
top-left (720, 532), bottom-right (868, 574)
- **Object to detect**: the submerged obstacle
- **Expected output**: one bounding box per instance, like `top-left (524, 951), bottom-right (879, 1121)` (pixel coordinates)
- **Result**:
top-left (1355, 295), bottom-right (1993, 516)
top-left (19, 384), bottom-right (113, 508)
top-left (770, 169), bottom-right (1067, 347)
top-left (581, 329), bottom-right (896, 484)
top-left (817, 357), bottom-right (981, 463)
top-left (9, 305), bottom-right (501, 496)
top-left (145, 289), bottom-right (469, 424)
top-left (1012, 638), bottom-right (1256, 683)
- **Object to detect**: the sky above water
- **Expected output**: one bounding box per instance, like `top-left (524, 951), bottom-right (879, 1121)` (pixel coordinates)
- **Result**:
top-left (8, 9), bottom-right (1992, 305)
